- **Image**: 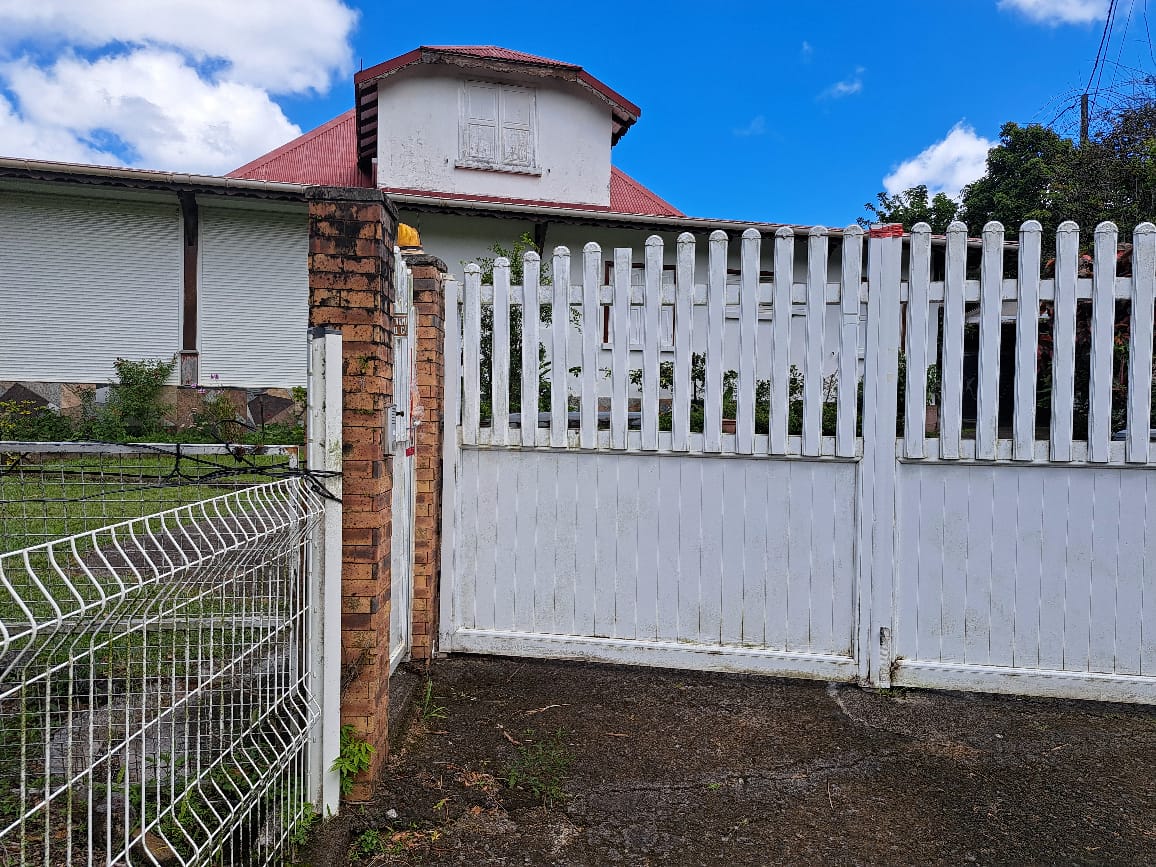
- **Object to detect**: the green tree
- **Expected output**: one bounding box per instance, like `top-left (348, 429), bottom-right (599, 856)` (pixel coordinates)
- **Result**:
top-left (957, 122), bottom-right (1077, 236)
top-left (859, 184), bottom-right (959, 233)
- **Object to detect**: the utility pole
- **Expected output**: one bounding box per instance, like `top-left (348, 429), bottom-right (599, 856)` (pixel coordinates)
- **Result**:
top-left (1080, 93), bottom-right (1090, 146)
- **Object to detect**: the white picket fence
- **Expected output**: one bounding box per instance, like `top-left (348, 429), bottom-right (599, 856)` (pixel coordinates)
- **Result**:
top-left (440, 220), bottom-right (1156, 703)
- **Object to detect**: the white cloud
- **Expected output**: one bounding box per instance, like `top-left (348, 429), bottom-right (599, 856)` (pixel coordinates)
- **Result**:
top-left (884, 122), bottom-right (995, 199)
top-left (998, 0), bottom-right (1109, 25)
top-left (733, 115), bottom-right (767, 137)
top-left (800, 41), bottom-right (813, 61)
top-left (821, 67), bottom-right (864, 99)
top-left (0, 0), bottom-right (357, 93)
top-left (3, 50), bottom-right (302, 174)
top-left (0, 0), bottom-right (357, 173)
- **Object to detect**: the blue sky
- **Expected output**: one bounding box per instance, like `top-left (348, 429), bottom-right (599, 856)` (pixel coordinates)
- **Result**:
top-left (0, 0), bottom-right (1144, 226)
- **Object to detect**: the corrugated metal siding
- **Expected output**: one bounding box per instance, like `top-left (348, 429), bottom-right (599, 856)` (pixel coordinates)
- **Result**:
top-left (0, 192), bottom-right (181, 383)
top-left (198, 206), bottom-right (308, 388)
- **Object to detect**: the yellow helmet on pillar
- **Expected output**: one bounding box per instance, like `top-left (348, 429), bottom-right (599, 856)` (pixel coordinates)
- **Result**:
top-left (397, 223), bottom-right (422, 252)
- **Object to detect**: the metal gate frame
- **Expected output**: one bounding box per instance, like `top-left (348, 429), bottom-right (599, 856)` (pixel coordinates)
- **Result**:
top-left (389, 248), bottom-right (418, 673)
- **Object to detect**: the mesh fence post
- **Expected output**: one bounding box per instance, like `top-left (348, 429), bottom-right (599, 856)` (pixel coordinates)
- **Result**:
top-left (307, 326), bottom-right (343, 814)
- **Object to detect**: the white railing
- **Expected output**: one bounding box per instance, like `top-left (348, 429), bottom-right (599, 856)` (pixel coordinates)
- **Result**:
top-left (448, 220), bottom-right (1156, 464)
top-left (451, 229), bottom-right (866, 457)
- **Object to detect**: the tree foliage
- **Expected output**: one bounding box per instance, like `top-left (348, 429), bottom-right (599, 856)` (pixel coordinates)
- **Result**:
top-left (864, 101), bottom-right (1156, 238)
top-left (860, 184), bottom-right (959, 234)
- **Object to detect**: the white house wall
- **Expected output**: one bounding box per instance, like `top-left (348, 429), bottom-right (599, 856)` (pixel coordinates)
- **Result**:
top-left (0, 189), bottom-right (182, 384)
top-left (198, 205), bottom-right (309, 388)
top-left (377, 67), bottom-right (613, 207)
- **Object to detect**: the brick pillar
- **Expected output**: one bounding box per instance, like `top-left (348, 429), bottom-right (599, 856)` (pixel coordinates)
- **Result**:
top-left (306, 187), bottom-right (398, 800)
top-left (405, 254), bottom-right (447, 661)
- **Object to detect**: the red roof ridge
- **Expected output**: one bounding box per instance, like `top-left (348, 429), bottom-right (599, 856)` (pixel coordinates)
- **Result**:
top-left (418, 45), bottom-right (581, 69)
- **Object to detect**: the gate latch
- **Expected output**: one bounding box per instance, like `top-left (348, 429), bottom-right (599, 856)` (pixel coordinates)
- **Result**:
top-left (384, 404), bottom-right (407, 454)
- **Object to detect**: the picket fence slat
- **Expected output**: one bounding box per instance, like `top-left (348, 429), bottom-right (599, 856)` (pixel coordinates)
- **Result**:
top-left (1013, 221), bottom-right (1042, 461)
top-left (580, 243), bottom-right (600, 449)
top-left (976, 222), bottom-right (1004, 460)
top-left (737, 229), bottom-right (760, 454)
top-left (491, 257), bottom-right (511, 446)
top-left (802, 227), bottom-right (828, 457)
top-left (837, 225), bottom-right (863, 458)
top-left (462, 263), bottom-right (481, 445)
top-left (1128, 223), bottom-right (1156, 463)
top-left (672, 233), bottom-right (695, 452)
top-left (1050, 222), bottom-right (1079, 461)
top-left (642, 236), bottom-right (663, 451)
top-left (769, 228), bottom-right (793, 455)
top-left (550, 247), bottom-right (570, 448)
top-left (939, 222), bottom-right (967, 460)
top-left (704, 231), bottom-right (727, 453)
top-left (522, 251), bottom-right (541, 447)
top-left (1088, 223), bottom-right (1117, 462)
top-left (904, 223), bottom-right (931, 458)
top-left (611, 247), bottom-right (631, 449)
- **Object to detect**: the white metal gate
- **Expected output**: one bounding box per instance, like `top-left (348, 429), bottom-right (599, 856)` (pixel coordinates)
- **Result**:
top-left (440, 223), bottom-right (1156, 703)
top-left (389, 249), bottom-right (417, 673)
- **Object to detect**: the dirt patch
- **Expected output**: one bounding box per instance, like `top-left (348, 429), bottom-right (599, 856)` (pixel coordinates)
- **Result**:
top-left (310, 656), bottom-right (1156, 865)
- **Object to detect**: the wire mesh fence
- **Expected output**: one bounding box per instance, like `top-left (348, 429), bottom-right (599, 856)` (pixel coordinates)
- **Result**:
top-left (0, 474), bottom-right (325, 865)
top-left (0, 442), bottom-right (301, 555)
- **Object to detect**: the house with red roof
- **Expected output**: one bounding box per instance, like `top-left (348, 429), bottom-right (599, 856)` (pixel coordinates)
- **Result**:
top-left (228, 45), bottom-right (806, 296)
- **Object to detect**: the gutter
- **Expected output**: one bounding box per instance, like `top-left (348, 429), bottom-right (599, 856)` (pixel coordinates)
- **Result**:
top-left (391, 191), bottom-right (998, 250)
top-left (387, 190), bottom-right (833, 237)
top-left (0, 156), bottom-right (308, 200)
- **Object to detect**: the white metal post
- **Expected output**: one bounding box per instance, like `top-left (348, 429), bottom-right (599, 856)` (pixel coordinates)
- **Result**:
top-left (307, 326), bottom-right (343, 814)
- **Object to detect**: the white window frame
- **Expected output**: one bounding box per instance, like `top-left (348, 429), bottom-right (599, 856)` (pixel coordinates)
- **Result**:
top-left (457, 80), bottom-right (540, 175)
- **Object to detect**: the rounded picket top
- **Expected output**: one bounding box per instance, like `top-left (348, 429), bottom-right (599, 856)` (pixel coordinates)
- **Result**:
top-left (775, 225), bottom-right (794, 239)
top-left (911, 222), bottom-right (932, 234)
top-left (1056, 220), bottom-right (1080, 236)
top-left (982, 220), bottom-right (1005, 235)
top-left (1133, 221), bottom-right (1156, 236)
top-left (742, 227), bottom-right (761, 240)
top-left (808, 225), bottom-right (828, 237)
top-left (523, 249), bottom-right (540, 262)
top-left (1019, 219), bottom-right (1043, 234)
top-left (676, 231), bottom-right (695, 245)
top-left (1094, 220), bottom-right (1117, 237)
top-left (493, 256), bottom-right (510, 268)
top-left (551, 245), bottom-right (571, 258)
top-left (842, 223), bottom-right (864, 237)
top-left (709, 229), bottom-right (728, 242)
top-left (947, 220), bottom-right (968, 235)
top-left (583, 240), bottom-right (602, 254)
top-left (464, 262), bottom-right (482, 275)
top-left (646, 234), bottom-right (664, 248)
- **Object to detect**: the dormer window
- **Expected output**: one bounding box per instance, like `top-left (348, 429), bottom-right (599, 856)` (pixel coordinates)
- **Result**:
top-left (458, 81), bottom-right (539, 174)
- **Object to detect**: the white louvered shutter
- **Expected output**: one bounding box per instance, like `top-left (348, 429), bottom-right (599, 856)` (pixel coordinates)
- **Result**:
top-left (462, 83), bottom-right (499, 163)
top-left (499, 86), bottom-right (535, 167)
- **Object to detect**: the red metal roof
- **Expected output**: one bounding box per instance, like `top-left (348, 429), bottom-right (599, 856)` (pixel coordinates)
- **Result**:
top-left (226, 112), bottom-right (682, 218)
top-left (610, 167), bottom-right (683, 217)
top-left (228, 110), bottom-right (370, 188)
